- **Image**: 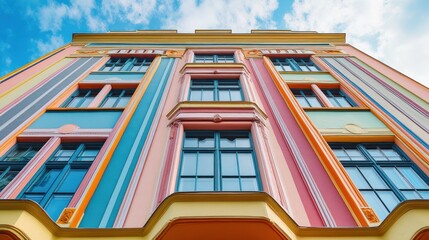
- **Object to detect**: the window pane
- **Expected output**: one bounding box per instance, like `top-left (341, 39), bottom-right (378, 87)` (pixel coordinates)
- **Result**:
top-left (218, 90), bottom-right (230, 101)
top-left (56, 169), bottom-right (87, 193)
top-left (76, 149), bottom-right (99, 161)
top-left (296, 97), bottom-right (310, 107)
top-left (100, 97), bottom-right (118, 108)
top-left (45, 195), bottom-right (72, 221)
top-left (307, 96), bottom-right (322, 107)
top-left (241, 178), bottom-right (258, 191)
top-left (360, 167), bottom-right (388, 189)
top-left (382, 167), bottom-right (411, 189)
top-left (22, 194), bottom-right (43, 203)
top-left (220, 135), bottom-right (250, 148)
top-left (398, 167), bottom-right (429, 189)
top-left (345, 167), bottom-right (370, 189)
top-left (189, 90), bottom-right (202, 101)
top-left (197, 153), bottom-right (214, 176)
top-left (238, 153), bottom-right (255, 176)
top-left (334, 97), bottom-right (352, 107)
top-left (221, 153), bottom-right (238, 176)
top-left (116, 96), bottom-right (131, 107)
top-left (0, 170), bottom-right (18, 191)
top-left (361, 191), bottom-right (389, 220)
top-left (198, 136), bottom-right (214, 148)
top-left (178, 178), bottom-right (195, 191)
top-left (51, 149), bottom-right (74, 162)
top-left (29, 169), bottom-right (61, 192)
top-left (181, 153), bottom-right (197, 175)
top-left (196, 178), bottom-right (214, 191)
top-left (402, 191), bottom-right (421, 199)
top-left (230, 90), bottom-right (242, 101)
top-left (222, 178), bottom-right (240, 191)
top-left (382, 149), bottom-right (403, 161)
top-left (201, 90), bottom-right (214, 101)
top-left (377, 191), bottom-right (400, 211)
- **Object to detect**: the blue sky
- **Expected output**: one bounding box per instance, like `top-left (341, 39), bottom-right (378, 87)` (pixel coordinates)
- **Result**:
top-left (1, 0), bottom-right (428, 87)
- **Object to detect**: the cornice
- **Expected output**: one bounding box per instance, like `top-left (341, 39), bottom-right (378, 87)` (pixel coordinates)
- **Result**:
top-left (72, 31), bottom-right (346, 45)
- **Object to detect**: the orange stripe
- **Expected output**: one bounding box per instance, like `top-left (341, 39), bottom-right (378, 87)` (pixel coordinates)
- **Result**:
top-left (263, 56), bottom-right (370, 226)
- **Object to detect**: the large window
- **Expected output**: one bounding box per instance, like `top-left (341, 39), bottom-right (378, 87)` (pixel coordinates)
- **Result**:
top-left (271, 58), bottom-right (320, 72)
top-left (61, 89), bottom-right (100, 108)
top-left (99, 89), bottom-right (134, 108)
top-left (189, 79), bottom-right (243, 101)
top-left (0, 143), bottom-right (43, 191)
top-left (20, 143), bottom-right (101, 220)
top-left (332, 143), bottom-right (429, 219)
top-left (100, 57), bottom-right (153, 72)
top-left (177, 131), bottom-right (261, 192)
top-left (194, 54), bottom-right (235, 63)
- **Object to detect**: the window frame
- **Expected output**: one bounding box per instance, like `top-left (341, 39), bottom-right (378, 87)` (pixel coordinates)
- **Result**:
top-left (188, 79), bottom-right (244, 102)
top-left (0, 143), bottom-right (44, 192)
top-left (322, 89), bottom-right (356, 107)
top-left (99, 57), bottom-right (153, 72)
top-left (194, 54), bottom-right (235, 63)
top-left (331, 143), bottom-right (429, 219)
top-left (19, 142), bottom-right (102, 220)
top-left (98, 89), bottom-right (135, 108)
top-left (61, 89), bottom-right (100, 108)
top-left (292, 89), bottom-right (323, 107)
top-left (271, 58), bottom-right (321, 72)
top-left (176, 130), bottom-right (262, 192)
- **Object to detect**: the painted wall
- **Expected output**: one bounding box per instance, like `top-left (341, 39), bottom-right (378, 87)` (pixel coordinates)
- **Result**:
top-left (79, 57), bottom-right (175, 228)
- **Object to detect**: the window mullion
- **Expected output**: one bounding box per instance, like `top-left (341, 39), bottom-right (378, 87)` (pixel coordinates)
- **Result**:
top-left (215, 132), bottom-right (221, 191)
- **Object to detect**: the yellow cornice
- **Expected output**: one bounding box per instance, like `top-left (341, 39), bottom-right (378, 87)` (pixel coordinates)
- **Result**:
top-left (0, 196), bottom-right (429, 239)
top-left (72, 31), bottom-right (345, 45)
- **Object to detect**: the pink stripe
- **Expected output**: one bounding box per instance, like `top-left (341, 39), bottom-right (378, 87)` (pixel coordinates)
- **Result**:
top-left (0, 58), bottom-right (78, 115)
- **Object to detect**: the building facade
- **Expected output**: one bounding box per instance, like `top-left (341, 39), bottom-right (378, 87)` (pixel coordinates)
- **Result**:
top-left (0, 30), bottom-right (428, 240)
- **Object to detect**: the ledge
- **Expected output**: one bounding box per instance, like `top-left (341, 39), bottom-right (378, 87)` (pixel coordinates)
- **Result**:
top-left (0, 195), bottom-right (428, 239)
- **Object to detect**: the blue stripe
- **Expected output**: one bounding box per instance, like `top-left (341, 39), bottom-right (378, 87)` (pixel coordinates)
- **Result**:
top-left (79, 58), bottom-right (175, 228)
top-left (322, 58), bottom-right (429, 149)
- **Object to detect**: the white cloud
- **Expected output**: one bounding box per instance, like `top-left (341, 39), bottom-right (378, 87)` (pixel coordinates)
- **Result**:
top-left (284, 0), bottom-right (429, 87)
top-left (101, 0), bottom-right (157, 26)
top-left (162, 0), bottom-right (278, 32)
top-left (31, 35), bottom-right (65, 59)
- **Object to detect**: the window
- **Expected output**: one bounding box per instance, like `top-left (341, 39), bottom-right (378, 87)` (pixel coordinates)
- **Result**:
top-left (20, 143), bottom-right (101, 220)
top-left (271, 58), bottom-right (320, 72)
top-left (62, 89), bottom-right (100, 108)
top-left (332, 143), bottom-right (429, 220)
top-left (177, 131), bottom-right (261, 192)
top-left (189, 79), bottom-right (243, 101)
top-left (100, 57), bottom-right (153, 72)
top-left (194, 54), bottom-right (235, 63)
top-left (99, 89), bottom-right (134, 108)
top-left (292, 89), bottom-right (323, 107)
top-left (322, 89), bottom-right (356, 107)
top-left (0, 143), bottom-right (43, 191)
top-left (292, 89), bottom-right (356, 108)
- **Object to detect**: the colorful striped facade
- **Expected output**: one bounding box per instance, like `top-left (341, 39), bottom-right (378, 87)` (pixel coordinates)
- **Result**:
top-left (0, 30), bottom-right (428, 240)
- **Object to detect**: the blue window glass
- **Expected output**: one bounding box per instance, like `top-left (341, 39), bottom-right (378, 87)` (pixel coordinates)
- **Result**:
top-left (61, 89), bottom-right (100, 108)
top-left (322, 89), bottom-right (356, 107)
top-left (0, 143), bottom-right (44, 191)
top-left (189, 79), bottom-right (243, 101)
top-left (332, 143), bottom-right (429, 220)
top-left (271, 58), bottom-right (321, 72)
top-left (194, 54), bottom-right (234, 63)
top-left (20, 143), bottom-right (102, 221)
top-left (100, 57), bottom-right (153, 72)
top-left (99, 89), bottom-right (134, 108)
top-left (177, 131), bottom-right (261, 192)
top-left (292, 89), bottom-right (323, 107)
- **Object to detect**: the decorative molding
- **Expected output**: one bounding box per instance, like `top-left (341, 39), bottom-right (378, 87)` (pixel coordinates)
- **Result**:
top-left (57, 208), bottom-right (76, 224)
top-left (165, 50), bottom-right (185, 58)
top-left (361, 207), bottom-right (380, 224)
